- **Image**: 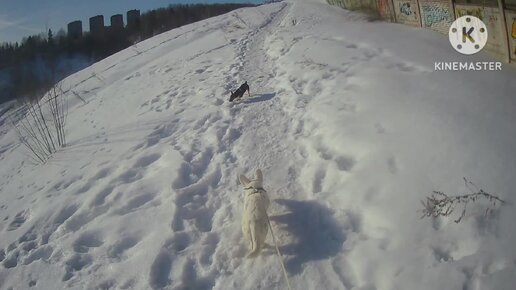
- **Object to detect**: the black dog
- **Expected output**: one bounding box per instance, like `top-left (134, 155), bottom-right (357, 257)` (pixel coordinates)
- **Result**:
top-left (229, 81), bottom-right (250, 102)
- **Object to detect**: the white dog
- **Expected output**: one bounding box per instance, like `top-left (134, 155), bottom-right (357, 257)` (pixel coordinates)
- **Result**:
top-left (239, 169), bottom-right (270, 258)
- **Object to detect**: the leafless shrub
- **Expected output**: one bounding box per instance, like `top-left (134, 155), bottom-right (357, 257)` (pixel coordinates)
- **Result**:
top-left (9, 82), bottom-right (68, 163)
top-left (47, 83), bottom-right (68, 148)
top-left (420, 178), bottom-right (506, 223)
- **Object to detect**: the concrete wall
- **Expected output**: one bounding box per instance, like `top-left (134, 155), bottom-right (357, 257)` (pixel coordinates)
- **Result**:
top-left (505, 9), bottom-right (516, 61)
top-left (347, 0), bottom-right (378, 10)
top-left (377, 0), bottom-right (395, 21)
top-left (327, 0), bottom-right (516, 63)
top-left (506, 0), bottom-right (516, 6)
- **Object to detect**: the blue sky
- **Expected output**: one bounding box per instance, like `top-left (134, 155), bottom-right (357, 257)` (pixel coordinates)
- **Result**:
top-left (0, 0), bottom-right (262, 44)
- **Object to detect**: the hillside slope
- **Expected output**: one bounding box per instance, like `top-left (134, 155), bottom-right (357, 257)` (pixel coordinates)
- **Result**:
top-left (1, 1), bottom-right (516, 289)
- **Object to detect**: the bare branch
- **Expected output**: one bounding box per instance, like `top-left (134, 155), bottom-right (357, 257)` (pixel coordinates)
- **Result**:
top-left (420, 178), bottom-right (505, 224)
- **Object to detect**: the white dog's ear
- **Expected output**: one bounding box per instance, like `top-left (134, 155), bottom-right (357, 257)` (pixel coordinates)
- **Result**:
top-left (239, 174), bottom-right (250, 187)
top-left (255, 169), bottom-right (263, 183)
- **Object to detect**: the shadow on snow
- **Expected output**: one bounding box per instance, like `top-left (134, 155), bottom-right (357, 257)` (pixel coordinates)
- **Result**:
top-left (242, 92), bottom-right (276, 104)
top-left (270, 199), bottom-right (346, 275)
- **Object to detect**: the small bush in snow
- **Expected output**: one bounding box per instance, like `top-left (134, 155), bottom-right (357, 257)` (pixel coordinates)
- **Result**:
top-left (10, 82), bottom-right (68, 163)
top-left (420, 178), bottom-right (506, 223)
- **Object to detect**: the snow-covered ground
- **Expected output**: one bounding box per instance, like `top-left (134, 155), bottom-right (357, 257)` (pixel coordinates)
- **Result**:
top-left (1, 0), bottom-right (516, 289)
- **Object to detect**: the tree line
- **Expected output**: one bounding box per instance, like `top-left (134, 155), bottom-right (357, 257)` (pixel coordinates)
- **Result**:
top-left (0, 3), bottom-right (256, 104)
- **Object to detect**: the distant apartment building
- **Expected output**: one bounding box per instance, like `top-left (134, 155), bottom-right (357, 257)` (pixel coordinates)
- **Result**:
top-left (111, 14), bottom-right (124, 30)
top-left (127, 9), bottom-right (141, 28)
top-left (67, 20), bottom-right (83, 39)
top-left (89, 15), bottom-right (105, 36)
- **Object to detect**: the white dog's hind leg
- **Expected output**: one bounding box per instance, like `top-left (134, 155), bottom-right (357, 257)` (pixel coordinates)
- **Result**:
top-left (247, 220), bottom-right (269, 258)
top-left (246, 223), bottom-right (260, 258)
top-left (257, 221), bottom-right (268, 251)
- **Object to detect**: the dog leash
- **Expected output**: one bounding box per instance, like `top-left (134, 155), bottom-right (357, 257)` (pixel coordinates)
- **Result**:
top-left (265, 208), bottom-right (293, 290)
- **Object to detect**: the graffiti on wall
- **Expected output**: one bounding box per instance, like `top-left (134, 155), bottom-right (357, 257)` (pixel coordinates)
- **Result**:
top-left (419, 0), bottom-right (454, 34)
top-left (512, 19), bottom-right (516, 39)
top-left (455, 6), bottom-right (483, 19)
top-left (506, 10), bottom-right (516, 61)
top-left (422, 6), bottom-right (450, 27)
top-left (393, 0), bottom-right (421, 26)
top-left (400, 3), bottom-right (412, 15)
top-left (327, 0), bottom-right (346, 9)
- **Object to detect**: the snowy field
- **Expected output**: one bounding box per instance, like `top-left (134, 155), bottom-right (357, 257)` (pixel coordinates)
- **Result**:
top-left (1, 0), bottom-right (516, 289)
